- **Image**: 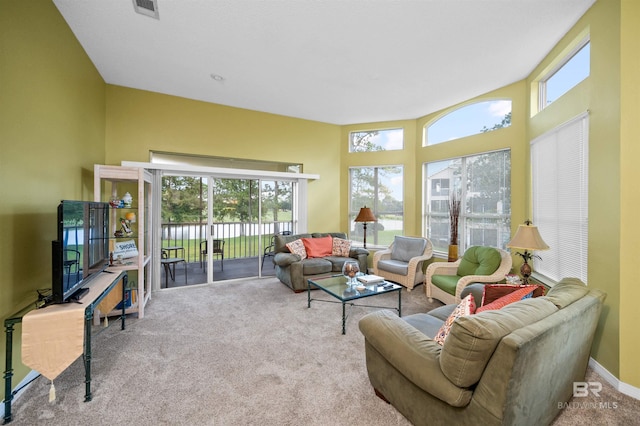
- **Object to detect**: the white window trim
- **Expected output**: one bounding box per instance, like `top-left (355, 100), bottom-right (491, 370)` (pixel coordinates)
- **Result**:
top-left (538, 35), bottom-right (590, 112)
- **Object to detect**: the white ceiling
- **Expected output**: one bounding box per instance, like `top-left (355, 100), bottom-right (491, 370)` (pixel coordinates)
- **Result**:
top-left (52, 0), bottom-right (595, 125)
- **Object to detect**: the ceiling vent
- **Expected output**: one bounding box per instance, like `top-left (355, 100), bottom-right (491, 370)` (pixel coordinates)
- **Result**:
top-left (132, 0), bottom-right (159, 19)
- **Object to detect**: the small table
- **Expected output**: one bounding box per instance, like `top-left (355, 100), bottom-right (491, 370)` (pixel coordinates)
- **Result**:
top-left (307, 275), bottom-right (402, 334)
top-left (161, 247), bottom-right (187, 288)
top-left (163, 246), bottom-right (184, 258)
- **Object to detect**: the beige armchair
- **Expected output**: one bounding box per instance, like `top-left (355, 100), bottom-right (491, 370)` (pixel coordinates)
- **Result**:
top-left (373, 236), bottom-right (433, 291)
top-left (426, 246), bottom-right (512, 305)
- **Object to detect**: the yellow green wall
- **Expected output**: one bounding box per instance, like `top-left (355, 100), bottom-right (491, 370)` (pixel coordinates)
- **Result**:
top-left (104, 86), bottom-right (341, 233)
top-left (619, 0), bottom-right (640, 389)
top-left (0, 0), bottom-right (105, 384)
top-left (527, 0), bottom-right (625, 382)
top-left (2, 0), bottom-right (638, 395)
top-left (340, 120), bottom-right (418, 236)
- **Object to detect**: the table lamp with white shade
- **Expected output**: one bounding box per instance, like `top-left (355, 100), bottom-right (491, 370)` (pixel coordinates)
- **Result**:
top-left (506, 220), bottom-right (549, 284)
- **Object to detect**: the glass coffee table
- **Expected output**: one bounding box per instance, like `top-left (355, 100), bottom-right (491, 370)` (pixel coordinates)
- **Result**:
top-left (307, 275), bottom-right (402, 334)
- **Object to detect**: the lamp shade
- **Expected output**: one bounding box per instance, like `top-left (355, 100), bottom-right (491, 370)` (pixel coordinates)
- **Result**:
top-left (354, 206), bottom-right (376, 223)
top-left (507, 224), bottom-right (549, 251)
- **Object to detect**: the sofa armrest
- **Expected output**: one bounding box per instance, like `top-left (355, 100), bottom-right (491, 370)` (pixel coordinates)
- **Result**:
top-left (349, 247), bottom-right (369, 257)
top-left (372, 249), bottom-right (392, 269)
top-left (454, 255), bottom-right (513, 301)
top-left (426, 259), bottom-right (461, 276)
top-left (274, 252), bottom-right (300, 267)
top-left (425, 260), bottom-right (460, 286)
top-left (407, 254), bottom-right (432, 271)
top-left (359, 310), bottom-right (472, 407)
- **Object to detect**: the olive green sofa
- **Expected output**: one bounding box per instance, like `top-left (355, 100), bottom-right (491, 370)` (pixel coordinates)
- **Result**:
top-left (358, 278), bottom-right (606, 426)
top-left (273, 232), bottom-right (368, 292)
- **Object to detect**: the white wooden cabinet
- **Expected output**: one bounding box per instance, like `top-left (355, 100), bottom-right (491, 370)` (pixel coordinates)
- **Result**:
top-left (94, 165), bottom-right (152, 318)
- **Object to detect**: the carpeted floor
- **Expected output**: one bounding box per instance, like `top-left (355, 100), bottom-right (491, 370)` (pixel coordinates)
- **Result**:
top-left (7, 278), bottom-right (639, 425)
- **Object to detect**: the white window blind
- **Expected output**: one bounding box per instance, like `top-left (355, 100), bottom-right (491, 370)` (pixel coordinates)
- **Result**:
top-left (531, 112), bottom-right (589, 283)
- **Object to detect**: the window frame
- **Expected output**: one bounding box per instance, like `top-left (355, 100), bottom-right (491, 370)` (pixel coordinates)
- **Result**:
top-left (423, 149), bottom-right (511, 257)
top-left (348, 128), bottom-right (404, 153)
top-left (423, 99), bottom-right (512, 146)
top-left (538, 36), bottom-right (590, 111)
top-left (348, 165), bottom-right (404, 247)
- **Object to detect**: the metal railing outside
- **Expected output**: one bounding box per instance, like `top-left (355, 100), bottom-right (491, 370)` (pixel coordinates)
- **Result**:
top-left (161, 221), bottom-right (294, 263)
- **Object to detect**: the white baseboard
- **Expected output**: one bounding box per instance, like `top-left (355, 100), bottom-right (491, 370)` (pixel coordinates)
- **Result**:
top-left (589, 358), bottom-right (640, 400)
top-left (0, 370), bottom-right (40, 420)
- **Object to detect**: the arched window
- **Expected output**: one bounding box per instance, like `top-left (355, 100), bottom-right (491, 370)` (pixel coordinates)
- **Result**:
top-left (424, 100), bottom-right (512, 146)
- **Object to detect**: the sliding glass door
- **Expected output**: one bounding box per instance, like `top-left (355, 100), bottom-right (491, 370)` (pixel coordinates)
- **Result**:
top-left (160, 174), bottom-right (209, 287)
top-left (159, 173), bottom-right (298, 287)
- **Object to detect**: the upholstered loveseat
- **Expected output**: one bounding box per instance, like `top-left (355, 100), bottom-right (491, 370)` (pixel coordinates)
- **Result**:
top-left (359, 278), bottom-right (606, 426)
top-left (273, 232), bottom-right (368, 292)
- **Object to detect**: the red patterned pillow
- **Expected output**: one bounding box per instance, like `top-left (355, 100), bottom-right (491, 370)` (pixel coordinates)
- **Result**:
top-left (302, 236), bottom-right (333, 258)
top-left (481, 284), bottom-right (545, 306)
top-left (285, 239), bottom-right (307, 260)
top-left (332, 237), bottom-right (352, 257)
top-left (476, 286), bottom-right (536, 313)
top-left (434, 294), bottom-right (476, 346)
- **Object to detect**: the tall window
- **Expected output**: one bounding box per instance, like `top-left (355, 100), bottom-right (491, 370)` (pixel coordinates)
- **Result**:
top-left (531, 113), bottom-right (589, 283)
top-left (349, 128), bottom-right (403, 152)
top-left (425, 100), bottom-right (512, 146)
top-left (539, 38), bottom-right (590, 110)
top-left (349, 166), bottom-right (403, 246)
top-left (424, 150), bottom-right (511, 255)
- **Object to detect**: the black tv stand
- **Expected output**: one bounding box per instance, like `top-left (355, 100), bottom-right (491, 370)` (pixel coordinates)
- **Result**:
top-left (69, 287), bottom-right (90, 302)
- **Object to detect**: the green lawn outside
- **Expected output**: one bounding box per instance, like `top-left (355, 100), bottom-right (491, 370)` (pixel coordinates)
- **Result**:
top-left (161, 231), bottom-right (404, 263)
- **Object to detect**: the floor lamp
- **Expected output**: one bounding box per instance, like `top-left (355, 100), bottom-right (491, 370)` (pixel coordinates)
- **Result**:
top-left (354, 206), bottom-right (376, 249)
top-left (506, 220), bottom-right (549, 284)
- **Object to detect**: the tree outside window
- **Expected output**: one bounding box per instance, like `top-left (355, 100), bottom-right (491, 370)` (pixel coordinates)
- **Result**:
top-left (349, 166), bottom-right (403, 247)
top-left (349, 128), bottom-right (403, 152)
top-left (425, 150), bottom-right (511, 255)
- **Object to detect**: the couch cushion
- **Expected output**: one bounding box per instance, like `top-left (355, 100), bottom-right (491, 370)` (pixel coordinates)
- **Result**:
top-left (391, 236), bottom-right (426, 263)
top-left (403, 313), bottom-right (446, 339)
top-left (285, 239), bottom-right (307, 260)
top-left (430, 274), bottom-right (460, 296)
top-left (434, 294), bottom-right (476, 345)
top-left (301, 258), bottom-right (333, 275)
top-left (456, 246), bottom-right (501, 277)
top-left (440, 297), bottom-right (558, 388)
top-left (544, 277), bottom-right (589, 309)
top-left (475, 286), bottom-right (536, 313)
top-left (325, 256), bottom-right (354, 273)
top-left (425, 304), bottom-right (457, 322)
top-left (332, 238), bottom-right (352, 257)
top-left (302, 236), bottom-right (333, 258)
top-left (377, 259), bottom-right (409, 275)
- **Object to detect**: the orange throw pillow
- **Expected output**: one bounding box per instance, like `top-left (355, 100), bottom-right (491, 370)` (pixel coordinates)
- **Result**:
top-left (301, 236), bottom-right (333, 258)
top-left (476, 286), bottom-right (536, 313)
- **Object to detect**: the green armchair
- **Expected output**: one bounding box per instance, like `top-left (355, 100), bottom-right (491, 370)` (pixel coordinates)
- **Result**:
top-left (426, 246), bottom-right (512, 304)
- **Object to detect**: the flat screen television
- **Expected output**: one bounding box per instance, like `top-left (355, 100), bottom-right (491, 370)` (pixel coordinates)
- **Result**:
top-left (51, 200), bottom-right (110, 303)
